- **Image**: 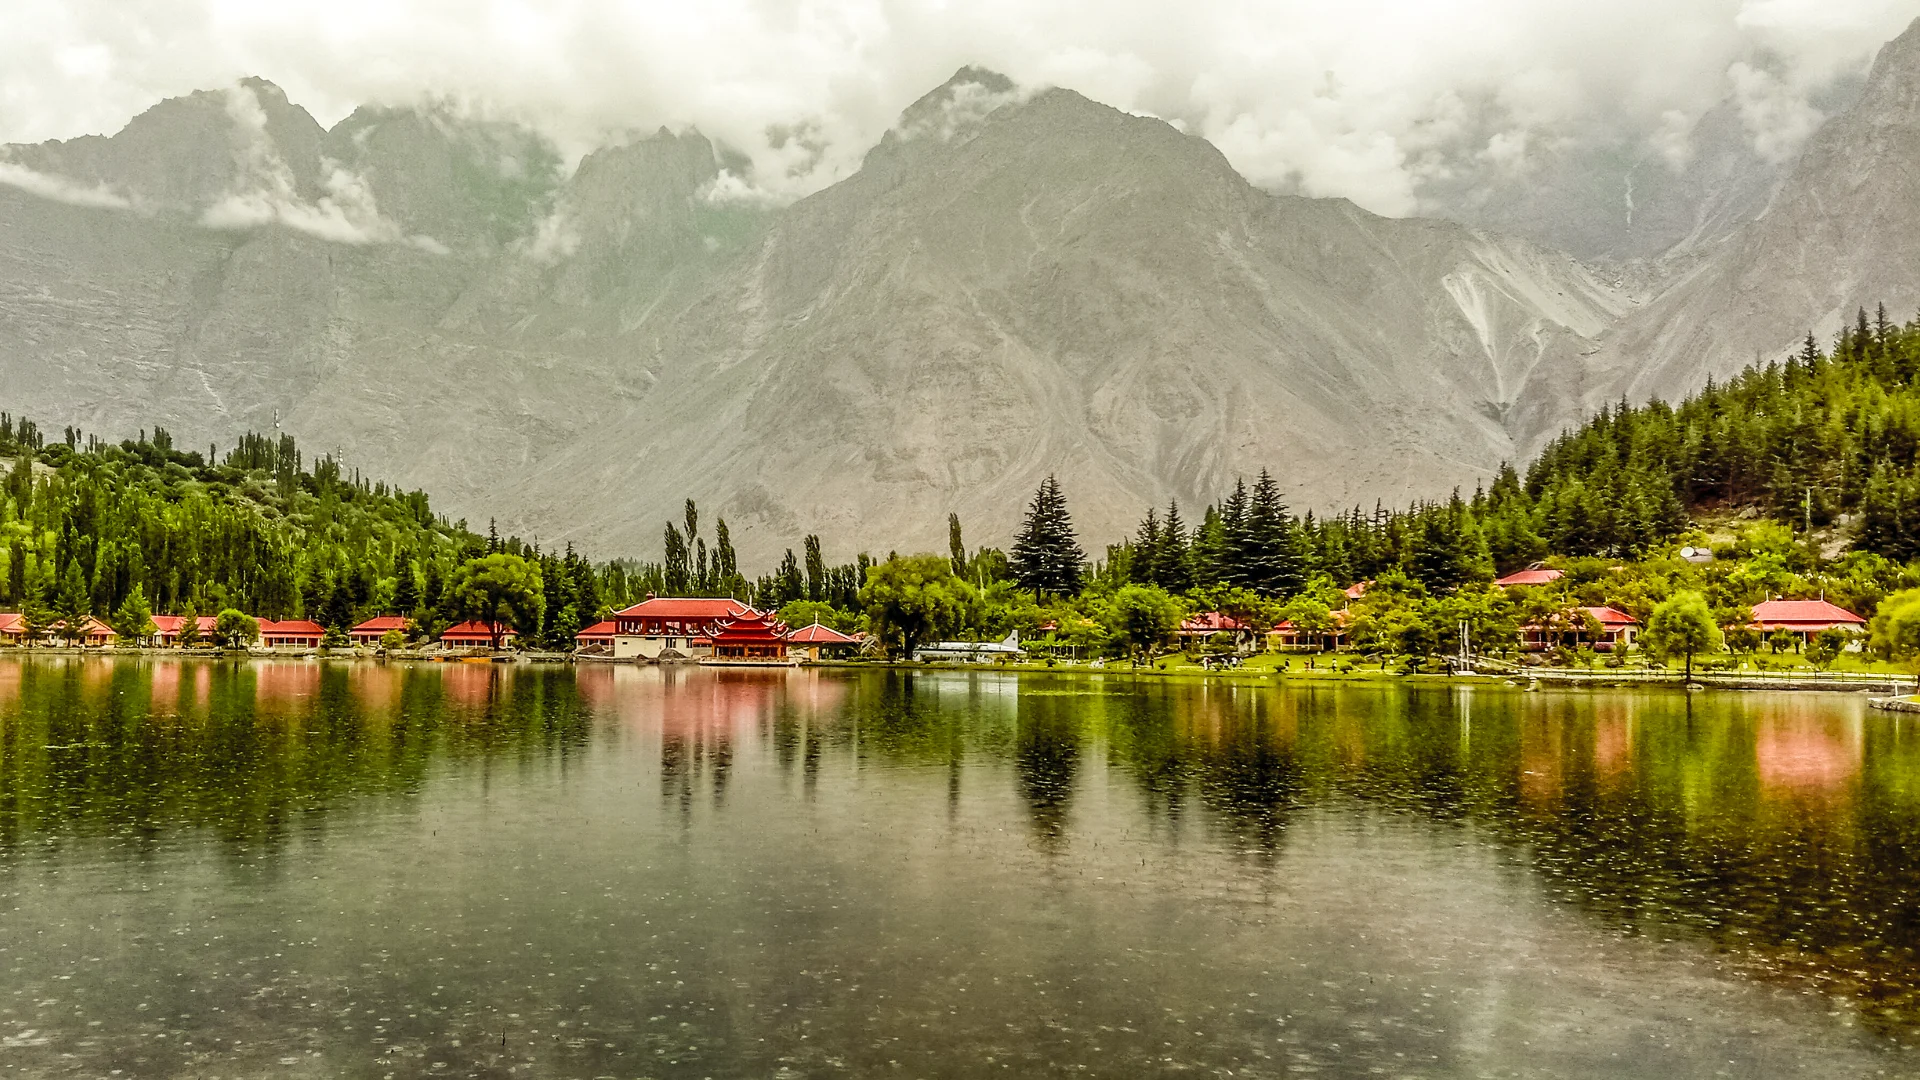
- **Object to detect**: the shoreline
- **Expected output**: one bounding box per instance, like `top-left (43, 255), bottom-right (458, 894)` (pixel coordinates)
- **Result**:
top-left (3, 648), bottom-right (1914, 695)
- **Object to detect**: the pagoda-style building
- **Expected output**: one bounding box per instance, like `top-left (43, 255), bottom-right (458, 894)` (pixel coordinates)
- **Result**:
top-left (706, 610), bottom-right (790, 661)
top-left (610, 596), bottom-right (753, 659)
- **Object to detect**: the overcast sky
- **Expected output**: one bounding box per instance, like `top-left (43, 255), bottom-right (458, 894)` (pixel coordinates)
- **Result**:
top-left (4, 0), bottom-right (1914, 216)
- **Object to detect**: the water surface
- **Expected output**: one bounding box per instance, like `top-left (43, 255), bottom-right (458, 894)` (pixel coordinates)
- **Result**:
top-left (2, 658), bottom-right (1918, 1078)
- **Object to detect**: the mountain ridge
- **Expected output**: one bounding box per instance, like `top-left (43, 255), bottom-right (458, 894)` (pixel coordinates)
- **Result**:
top-left (2, 29), bottom-right (1916, 562)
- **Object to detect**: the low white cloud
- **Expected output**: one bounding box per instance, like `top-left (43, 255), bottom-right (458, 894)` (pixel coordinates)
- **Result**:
top-left (0, 0), bottom-right (1913, 218)
top-left (1728, 60), bottom-right (1828, 163)
top-left (0, 161), bottom-right (131, 209)
top-left (199, 83), bottom-right (447, 250)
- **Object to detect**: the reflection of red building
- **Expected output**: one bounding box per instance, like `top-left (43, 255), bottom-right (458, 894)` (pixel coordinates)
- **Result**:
top-left (1756, 712), bottom-right (1861, 796)
top-left (707, 611), bottom-right (790, 661)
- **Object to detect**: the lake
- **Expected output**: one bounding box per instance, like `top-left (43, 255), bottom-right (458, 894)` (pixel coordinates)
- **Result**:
top-left (2, 658), bottom-right (1918, 1078)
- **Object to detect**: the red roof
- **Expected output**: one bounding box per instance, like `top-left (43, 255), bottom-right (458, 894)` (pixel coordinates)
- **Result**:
top-left (613, 597), bottom-right (752, 620)
top-left (440, 620), bottom-right (511, 642)
top-left (1750, 599), bottom-right (1865, 630)
top-left (786, 622), bottom-right (857, 644)
top-left (1579, 606), bottom-right (1639, 627)
top-left (0, 613), bottom-right (19, 634)
top-left (1272, 610), bottom-right (1353, 632)
top-left (1344, 581), bottom-right (1371, 599)
top-left (262, 619), bottom-right (325, 636)
top-left (710, 611), bottom-right (788, 645)
top-left (1495, 568), bottom-right (1564, 587)
top-left (351, 616), bottom-right (409, 634)
top-left (151, 615), bottom-right (219, 633)
top-left (574, 620), bottom-right (618, 639)
top-left (1180, 611), bottom-right (1250, 633)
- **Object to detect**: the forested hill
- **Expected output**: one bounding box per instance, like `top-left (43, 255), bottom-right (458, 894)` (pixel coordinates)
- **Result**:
top-left (0, 417), bottom-right (606, 637)
top-left (1522, 305), bottom-right (1920, 561)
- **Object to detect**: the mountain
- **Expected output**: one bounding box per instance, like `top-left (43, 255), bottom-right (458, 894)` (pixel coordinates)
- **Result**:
top-left (1539, 17), bottom-right (1920, 433)
top-left (1419, 95), bottom-right (1788, 265)
top-left (509, 71), bottom-right (1631, 558)
top-left (4, 19), bottom-right (1917, 565)
top-left (0, 69), bottom-right (1629, 562)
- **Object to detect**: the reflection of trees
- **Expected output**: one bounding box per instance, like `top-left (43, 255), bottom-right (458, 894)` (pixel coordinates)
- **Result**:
top-left (0, 658), bottom-right (591, 852)
top-left (1014, 697), bottom-right (1081, 846)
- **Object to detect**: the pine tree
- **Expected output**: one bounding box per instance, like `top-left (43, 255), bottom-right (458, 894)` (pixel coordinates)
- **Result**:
top-left (1009, 476), bottom-right (1085, 597)
top-left (1218, 479), bottom-right (1252, 588)
top-left (1242, 469), bottom-right (1302, 596)
top-left (1158, 501), bottom-right (1191, 593)
top-left (393, 557), bottom-right (419, 615)
top-left (1132, 507), bottom-right (1162, 586)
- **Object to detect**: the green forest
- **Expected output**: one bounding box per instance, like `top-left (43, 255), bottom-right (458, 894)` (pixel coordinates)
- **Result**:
top-left (9, 304), bottom-right (1920, 664)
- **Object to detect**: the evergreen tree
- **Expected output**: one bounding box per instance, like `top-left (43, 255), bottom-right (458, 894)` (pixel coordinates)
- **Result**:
top-left (1242, 469), bottom-right (1301, 596)
top-left (1009, 476), bottom-right (1086, 597)
top-left (393, 557), bottom-right (419, 615)
top-left (1132, 507), bottom-right (1162, 586)
top-left (1158, 501), bottom-right (1191, 594)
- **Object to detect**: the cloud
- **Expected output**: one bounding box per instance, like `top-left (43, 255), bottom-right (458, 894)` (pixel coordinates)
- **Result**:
top-left (0, 162), bottom-right (131, 209)
top-left (199, 83), bottom-right (447, 250)
top-left (0, 0), bottom-right (1912, 218)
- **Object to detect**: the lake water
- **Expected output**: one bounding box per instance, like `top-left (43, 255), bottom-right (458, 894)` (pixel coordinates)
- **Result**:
top-left (2, 659), bottom-right (1919, 1078)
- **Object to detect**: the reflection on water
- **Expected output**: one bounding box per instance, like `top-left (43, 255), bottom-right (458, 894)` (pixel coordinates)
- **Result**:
top-left (2, 658), bottom-right (1919, 1077)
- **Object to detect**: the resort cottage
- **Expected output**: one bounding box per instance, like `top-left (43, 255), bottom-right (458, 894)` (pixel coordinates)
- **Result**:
top-left (439, 620), bottom-right (513, 651)
top-left (707, 610), bottom-right (790, 661)
top-left (151, 615), bottom-right (219, 646)
top-left (260, 619), bottom-right (325, 649)
top-left (609, 596), bottom-right (753, 660)
top-left (1522, 606), bottom-right (1641, 652)
top-left (1494, 567), bottom-right (1565, 587)
top-left (350, 616), bottom-right (409, 647)
top-left (1269, 609), bottom-right (1352, 652)
top-left (785, 622), bottom-right (860, 661)
top-left (1177, 611), bottom-right (1254, 649)
top-left (573, 620), bottom-right (618, 652)
top-left (1748, 599), bottom-right (1866, 646)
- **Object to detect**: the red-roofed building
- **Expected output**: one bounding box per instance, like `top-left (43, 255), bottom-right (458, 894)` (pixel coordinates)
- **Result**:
top-left (1522, 606), bottom-right (1641, 651)
top-left (151, 614), bottom-right (219, 647)
top-left (1269, 609), bottom-right (1353, 652)
top-left (0, 613), bottom-right (22, 644)
top-left (611, 596), bottom-right (752, 659)
top-left (260, 619), bottom-right (325, 649)
top-left (1343, 581), bottom-right (1371, 601)
top-left (706, 610), bottom-right (790, 662)
top-left (350, 616), bottom-right (410, 647)
top-left (1749, 599), bottom-right (1866, 645)
top-left (1178, 611), bottom-right (1254, 648)
top-left (574, 620), bottom-right (618, 652)
top-left (786, 621), bottom-right (860, 661)
top-left (1495, 567), bottom-right (1565, 588)
top-left (439, 620), bottom-right (514, 651)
